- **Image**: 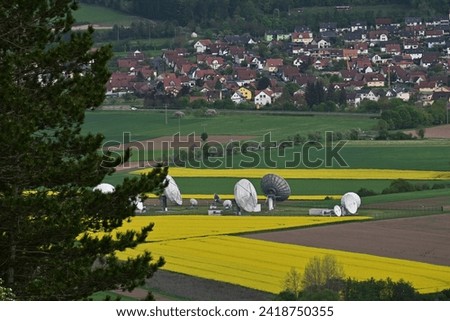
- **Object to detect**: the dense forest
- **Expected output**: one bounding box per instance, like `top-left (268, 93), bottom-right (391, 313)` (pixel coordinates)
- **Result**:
top-left (79, 0), bottom-right (449, 30)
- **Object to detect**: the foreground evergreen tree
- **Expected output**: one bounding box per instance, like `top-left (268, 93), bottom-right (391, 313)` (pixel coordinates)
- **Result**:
top-left (0, 1), bottom-right (166, 300)
top-left (0, 278), bottom-right (15, 301)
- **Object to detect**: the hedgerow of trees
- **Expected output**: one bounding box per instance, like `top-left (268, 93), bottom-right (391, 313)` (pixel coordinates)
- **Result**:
top-left (380, 103), bottom-right (446, 130)
top-left (358, 98), bottom-right (448, 130)
top-left (279, 255), bottom-right (450, 300)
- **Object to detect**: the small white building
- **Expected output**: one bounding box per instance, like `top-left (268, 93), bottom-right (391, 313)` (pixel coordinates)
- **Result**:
top-left (317, 39), bottom-right (331, 48)
top-left (396, 91), bottom-right (411, 102)
top-left (194, 39), bottom-right (212, 53)
top-left (231, 91), bottom-right (246, 104)
top-left (254, 89), bottom-right (273, 107)
top-left (358, 89), bottom-right (380, 102)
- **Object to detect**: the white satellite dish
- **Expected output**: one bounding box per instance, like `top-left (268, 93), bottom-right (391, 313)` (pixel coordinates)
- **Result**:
top-left (223, 200), bottom-right (232, 209)
top-left (162, 175), bottom-right (182, 210)
top-left (93, 183), bottom-right (115, 194)
top-left (333, 205), bottom-right (342, 217)
top-left (136, 201), bottom-right (144, 211)
top-left (234, 179), bottom-right (259, 213)
top-left (341, 192), bottom-right (360, 215)
top-left (130, 195), bottom-right (145, 213)
top-left (309, 193), bottom-right (359, 217)
top-left (346, 192), bottom-right (361, 208)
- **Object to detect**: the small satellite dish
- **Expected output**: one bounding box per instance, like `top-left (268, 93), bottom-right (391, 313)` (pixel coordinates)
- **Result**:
top-left (223, 200), bottom-right (232, 209)
top-left (93, 183), bottom-right (115, 194)
top-left (341, 192), bottom-right (360, 215)
top-left (161, 175), bottom-right (182, 211)
top-left (213, 193), bottom-right (222, 204)
top-left (190, 198), bottom-right (198, 207)
top-left (260, 174), bottom-right (291, 210)
top-left (130, 195), bottom-right (145, 213)
top-left (234, 179), bottom-right (258, 213)
top-left (136, 201), bottom-right (144, 211)
top-left (333, 205), bottom-right (342, 217)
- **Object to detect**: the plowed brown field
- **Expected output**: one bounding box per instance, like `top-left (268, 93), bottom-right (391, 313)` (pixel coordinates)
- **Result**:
top-left (405, 124), bottom-right (450, 138)
top-left (245, 213), bottom-right (450, 266)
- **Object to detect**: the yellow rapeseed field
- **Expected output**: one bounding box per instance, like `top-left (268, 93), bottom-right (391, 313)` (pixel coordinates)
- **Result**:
top-left (110, 215), bottom-right (369, 241)
top-left (120, 235), bottom-right (450, 294)
top-left (144, 193), bottom-right (342, 200)
top-left (133, 167), bottom-right (450, 180)
top-left (113, 215), bottom-right (450, 294)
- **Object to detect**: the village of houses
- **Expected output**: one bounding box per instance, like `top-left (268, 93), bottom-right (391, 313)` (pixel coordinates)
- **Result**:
top-left (106, 14), bottom-right (450, 110)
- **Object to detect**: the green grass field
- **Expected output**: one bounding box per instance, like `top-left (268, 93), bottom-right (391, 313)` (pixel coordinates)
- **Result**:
top-left (131, 176), bottom-right (449, 196)
top-left (294, 4), bottom-right (422, 19)
top-left (85, 110), bottom-right (450, 171)
top-left (73, 4), bottom-right (141, 26)
top-left (84, 110), bottom-right (377, 142)
top-left (117, 141), bottom-right (450, 172)
top-left (72, 4), bottom-right (174, 58)
top-left (360, 187), bottom-right (450, 205)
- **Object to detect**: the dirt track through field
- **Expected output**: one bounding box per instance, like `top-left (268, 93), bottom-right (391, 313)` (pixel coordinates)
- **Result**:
top-left (113, 270), bottom-right (274, 301)
top-left (245, 214), bottom-right (450, 266)
top-left (405, 124), bottom-right (450, 138)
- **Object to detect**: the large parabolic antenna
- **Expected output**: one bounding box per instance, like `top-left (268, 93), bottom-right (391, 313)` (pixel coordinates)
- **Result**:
top-left (260, 174), bottom-right (291, 210)
top-left (93, 183), bottom-right (115, 194)
top-left (234, 179), bottom-right (259, 213)
top-left (340, 192), bottom-right (361, 215)
top-left (162, 175), bottom-right (183, 209)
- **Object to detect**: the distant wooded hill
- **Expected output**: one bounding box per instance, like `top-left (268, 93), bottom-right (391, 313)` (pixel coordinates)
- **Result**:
top-left (79, 0), bottom-right (448, 28)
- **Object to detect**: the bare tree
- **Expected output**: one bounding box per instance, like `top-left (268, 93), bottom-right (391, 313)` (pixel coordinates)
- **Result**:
top-left (302, 255), bottom-right (345, 291)
top-left (282, 267), bottom-right (302, 299)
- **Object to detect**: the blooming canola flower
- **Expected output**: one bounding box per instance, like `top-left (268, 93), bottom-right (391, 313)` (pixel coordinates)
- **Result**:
top-left (133, 168), bottom-right (450, 180)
